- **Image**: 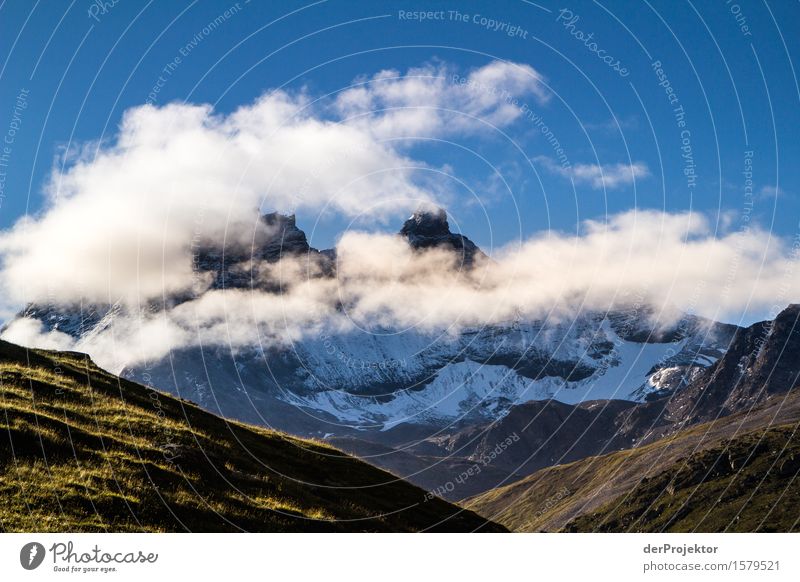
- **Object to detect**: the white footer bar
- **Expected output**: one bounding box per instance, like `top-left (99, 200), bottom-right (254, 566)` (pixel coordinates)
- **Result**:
top-left (1, 533), bottom-right (797, 581)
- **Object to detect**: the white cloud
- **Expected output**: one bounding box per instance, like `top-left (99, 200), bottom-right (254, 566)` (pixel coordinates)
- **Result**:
top-left (5, 209), bottom-right (800, 374)
top-left (334, 61), bottom-right (549, 138)
top-left (0, 91), bottom-right (435, 306)
top-left (536, 156), bottom-right (650, 189)
top-left (1, 317), bottom-right (75, 351)
top-left (0, 60), bottom-right (554, 309)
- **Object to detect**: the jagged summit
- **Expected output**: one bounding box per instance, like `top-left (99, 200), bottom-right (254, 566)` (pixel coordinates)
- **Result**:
top-left (193, 211), bottom-right (327, 290)
top-left (400, 206), bottom-right (451, 238)
top-left (258, 211), bottom-right (311, 261)
top-left (779, 303), bottom-right (800, 317)
top-left (259, 206), bottom-right (486, 268)
top-left (399, 206), bottom-right (485, 267)
top-left (261, 211), bottom-right (298, 230)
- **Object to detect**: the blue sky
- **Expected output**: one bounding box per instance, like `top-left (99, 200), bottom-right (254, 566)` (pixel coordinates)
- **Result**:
top-left (0, 0), bottom-right (798, 255)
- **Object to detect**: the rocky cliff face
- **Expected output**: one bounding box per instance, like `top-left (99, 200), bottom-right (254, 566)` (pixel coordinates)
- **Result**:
top-left (193, 211), bottom-right (335, 289)
top-left (368, 305), bottom-right (799, 499)
top-left (665, 304), bottom-right (800, 424)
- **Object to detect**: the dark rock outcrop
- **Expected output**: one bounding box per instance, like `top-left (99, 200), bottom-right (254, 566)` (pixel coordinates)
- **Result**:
top-left (399, 207), bottom-right (485, 267)
top-left (194, 212), bottom-right (334, 289)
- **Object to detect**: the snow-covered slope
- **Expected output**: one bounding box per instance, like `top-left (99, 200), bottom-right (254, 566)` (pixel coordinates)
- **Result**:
top-left (266, 311), bottom-right (733, 430)
top-left (89, 303), bottom-right (732, 436)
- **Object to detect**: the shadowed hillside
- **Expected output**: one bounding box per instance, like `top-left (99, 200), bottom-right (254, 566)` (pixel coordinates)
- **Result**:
top-left (0, 340), bottom-right (503, 532)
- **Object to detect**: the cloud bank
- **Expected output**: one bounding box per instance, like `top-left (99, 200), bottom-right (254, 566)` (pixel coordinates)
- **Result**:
top-left (4, 209), bottom-right (800, 374)
top-left (0, 60), bottom-right (798, 374)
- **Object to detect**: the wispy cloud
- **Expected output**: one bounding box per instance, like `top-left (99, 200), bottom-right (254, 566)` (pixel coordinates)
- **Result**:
top-left (3, 61), bottom-right (798, 375)
top-left (758, 184), bottom-right (788, 200)
top-left (535, 156), bottom-right (650, 189)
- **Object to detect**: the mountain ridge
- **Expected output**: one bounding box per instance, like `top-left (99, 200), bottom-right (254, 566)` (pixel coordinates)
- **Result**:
top-left (11, 209), bottom-right (738, 437)
top-left (321, 305), bottom-right (800, 501)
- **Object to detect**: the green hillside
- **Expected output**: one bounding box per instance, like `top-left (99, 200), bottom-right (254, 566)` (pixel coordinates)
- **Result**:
top-left (567, 424), bottom-right (800, 532)
top-left (466, 391), bottom-right (800, 532)
top-left (0, 340), bottom-right (503, 532)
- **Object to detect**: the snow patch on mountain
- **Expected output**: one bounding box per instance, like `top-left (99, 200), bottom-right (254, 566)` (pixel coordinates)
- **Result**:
top-left (274, 318), bottom-right (720, 429)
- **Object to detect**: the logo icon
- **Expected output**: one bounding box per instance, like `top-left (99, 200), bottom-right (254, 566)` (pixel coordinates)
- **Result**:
top-left (20, 542), bottom-right (46, 570)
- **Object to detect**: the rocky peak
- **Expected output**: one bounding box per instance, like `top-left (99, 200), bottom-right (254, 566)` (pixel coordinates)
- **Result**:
top-left (192, 212), bottom-right (318, 290)
top-left (399, 206), bottom-right (485, 267)
top-left (257, 212), bottom-right (310, 260)
top-left (261, 211), bottom-right (297, 232)
top-left (400, 207), bottom-right (451, 238)
top-left (773, 303), bottom-right (800, 327)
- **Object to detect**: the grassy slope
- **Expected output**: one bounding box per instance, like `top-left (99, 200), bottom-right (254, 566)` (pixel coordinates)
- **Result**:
top-left (567, 425), bottom-right (800, 532)
top-left (466, 391), bottom-right (800, 532)
top-left (0, 340), bottom-right (503, 532)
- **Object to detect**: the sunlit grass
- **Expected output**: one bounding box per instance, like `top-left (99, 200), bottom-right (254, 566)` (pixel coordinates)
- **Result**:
top-left (0, 341), bottom-right (500, 532)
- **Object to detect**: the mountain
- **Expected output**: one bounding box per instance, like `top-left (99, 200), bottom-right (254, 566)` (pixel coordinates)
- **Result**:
top-left (194, 211), bottom-right (336, 290)
top-left (366, 305), bottom-right (800, 500)
top-left (465, 308), bottom-right (800, 529)
top-left (4, 208), bottom-right (751, 501)
top-left (465, 389), bottom-right (800, 532)
top-left (4, 207), bottom-right (800, 530)
top-left (12, 210), bottom-right (737, 434)
top-left (0, 339), bottom-right (503, 532)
